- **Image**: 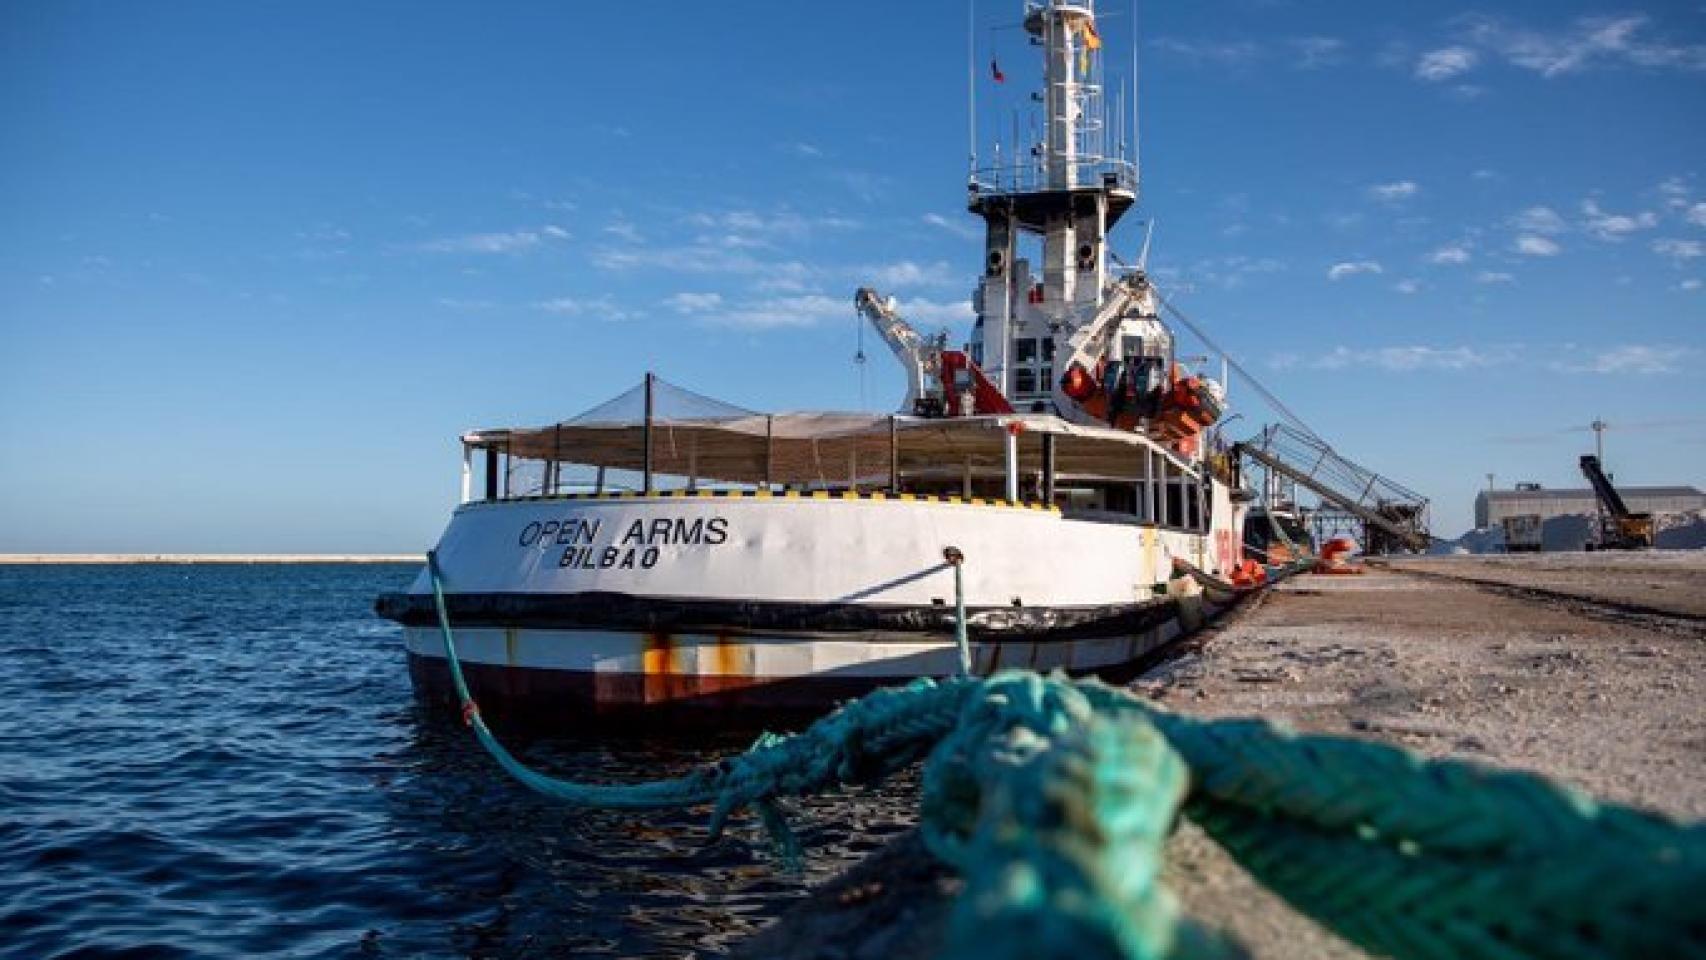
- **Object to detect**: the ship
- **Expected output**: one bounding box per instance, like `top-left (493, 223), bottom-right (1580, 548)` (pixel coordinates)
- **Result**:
top-left (377, 0), bottom-right (1264, 720)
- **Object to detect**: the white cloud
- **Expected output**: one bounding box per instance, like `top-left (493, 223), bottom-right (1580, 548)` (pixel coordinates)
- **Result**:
top-left (1312, 345), bottom-right (1500, 371)
top-left (922, 213), bottom-right (981, 241)
top-left (1290, 36), bottom-right (1344, 69)
top-left (1327, 260), bottom-right (1383, 280)
top-left (865, 260), bottom-right (958, 289)
top-left (785, 142), bottom-right (823, 158)
top-left (662, 292), bottom-right (724, 314)
top-left (1653, 238), bottom-right (1706, 261)
top-left (1511, 206), bottom-right (1567, 235)
top-left (1462, 14), bottom-right (1706, 78)
top-left (540, 224), bottom-right (570, 240)
top-left (1395, 279), bottom-right (1421, 295)
top-left (1550, 345), bottom-right (1692, 375)
top-left (418, 229), bottom-right (563, 254)
top-left (603, 221), bottom-right (642, 244)
top-left (1514, 235), bottom-right (1562, 257)
top-left (1271, 342), bottom-right (1691, 376)
top-left (1580, 199), bottom-right (1657, 240)
top-left (1678, 278), bottom-right (1702, 292)
top-left (1323, 210), bottom-right (1365, 232)
top-left (593, 240), bottom-right (816, 284)
top-left (683, 291), bottom-right (971, 331)
top-left (1476, 271), bottom-right (1515, 284)
top-left (754, 275), bottom-right (811, 294)
top-left (825, 169), bottom-right (889, 203)
top-left (1153, 35), bottom-right (1349, 70)
top-left (1151, 37), bottom-right (1261, 66)
top-left (1415, 46), bottom-right (1478, 81)
top-left (703, 294), bottom-right (847, 330)
top-left (1658, 176), bottom-right (1690, 199)
top-left (1687, 202), bottom-right (1706, 227)
top-left (534, 295), bottom-right (631, 322)
top-left (1427, 244), bottom-right (1471, 265)
top-left (894, 297), bottom-right (975, 328)
top-left (1367, 180), bottom-right (1419, 202)
top-left (683, 208), bottom-right (858, 241)
top-left (1169, 255), bottom-right (1287, 291)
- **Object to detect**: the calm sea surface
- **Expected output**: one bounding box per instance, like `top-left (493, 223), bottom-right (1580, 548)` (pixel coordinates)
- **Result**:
top-left (0, 564), bottom-right (916, 959)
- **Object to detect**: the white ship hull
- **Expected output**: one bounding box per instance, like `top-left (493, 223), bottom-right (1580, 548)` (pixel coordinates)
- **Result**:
top-left (381, 490), bottom-right (1247, 717)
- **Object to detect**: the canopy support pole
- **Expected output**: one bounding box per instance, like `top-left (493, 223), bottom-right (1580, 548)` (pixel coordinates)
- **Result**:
top-left (764, 415), bottom-right (775, 490)
top-left (1003, 427), bottom-right (1019, 503)
top-left (1042, 432), bottom-right (1056, 504)
top-left (551, 423), bottom-right (563, 495)
top-left (889, 415), bottom-right (900, 494)
top-left (642, 372), bottom-right (655, 495)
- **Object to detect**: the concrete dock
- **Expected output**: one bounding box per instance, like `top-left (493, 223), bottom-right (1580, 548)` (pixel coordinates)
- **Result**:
top-left (734, 554), bottom-right (1706, 960)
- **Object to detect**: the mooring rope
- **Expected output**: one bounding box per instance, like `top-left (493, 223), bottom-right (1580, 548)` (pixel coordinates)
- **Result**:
top-left (423, 551), bottom-right (1705, 960)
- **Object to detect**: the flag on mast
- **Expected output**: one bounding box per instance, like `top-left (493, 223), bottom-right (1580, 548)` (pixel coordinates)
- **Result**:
top-left (990, 58), bottom-right (1005, 83)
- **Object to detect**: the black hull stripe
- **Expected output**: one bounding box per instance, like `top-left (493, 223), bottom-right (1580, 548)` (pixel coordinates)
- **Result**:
top-left (375, 591), bottom-right (1181, 642)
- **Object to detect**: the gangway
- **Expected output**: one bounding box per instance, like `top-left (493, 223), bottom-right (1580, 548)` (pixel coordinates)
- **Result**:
top-left (1235, 424), bottom-right (1431, 553)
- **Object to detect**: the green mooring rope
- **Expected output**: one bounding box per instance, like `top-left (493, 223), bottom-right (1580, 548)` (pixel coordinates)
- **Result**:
top-left (424, 552), bottom-right (1705, 960)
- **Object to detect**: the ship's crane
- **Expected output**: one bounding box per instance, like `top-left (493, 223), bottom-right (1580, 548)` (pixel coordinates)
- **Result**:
top-left (1578, 454), bottom-right (1654, 550)
top-left (854, 287), bottom-right (1013, 418)
top-left (854, 288), bottom-right (937, 414)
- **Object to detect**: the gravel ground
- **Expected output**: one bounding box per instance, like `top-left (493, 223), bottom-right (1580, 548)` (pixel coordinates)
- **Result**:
top-left (734, 562), bottom-right (1706, 960)
top-left (1382, 550), bottom-right (1706, 619)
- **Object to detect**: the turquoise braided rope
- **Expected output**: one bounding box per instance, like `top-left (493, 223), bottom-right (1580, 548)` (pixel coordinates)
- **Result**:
top-left (423, 553), bottom-right (1706, 960)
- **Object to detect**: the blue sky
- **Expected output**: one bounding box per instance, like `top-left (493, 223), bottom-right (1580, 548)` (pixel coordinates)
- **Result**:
top-left (3, 1), bottom-right (1703, 551)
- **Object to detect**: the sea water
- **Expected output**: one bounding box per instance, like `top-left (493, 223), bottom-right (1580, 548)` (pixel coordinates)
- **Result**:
top-left (0, 563), bottom-right (914, 959)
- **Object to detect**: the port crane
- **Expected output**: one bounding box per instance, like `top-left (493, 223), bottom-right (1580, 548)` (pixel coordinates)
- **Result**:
top-left (1578, 454), bottom-right (1654, 550)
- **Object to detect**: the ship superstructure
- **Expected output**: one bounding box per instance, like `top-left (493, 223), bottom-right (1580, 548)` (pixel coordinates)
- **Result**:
top-left (859, 1), bottom-right (1225, 458)
top-left (377, 0), bottom-right (1258, 721)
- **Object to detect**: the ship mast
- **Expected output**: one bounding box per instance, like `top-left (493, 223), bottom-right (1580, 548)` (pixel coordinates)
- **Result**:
top-left (967, 0), bottom-right (1151, 415)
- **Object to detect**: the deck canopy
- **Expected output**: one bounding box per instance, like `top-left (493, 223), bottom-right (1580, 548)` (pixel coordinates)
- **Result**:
top-left (465, 377), bottom-right (1201, 496)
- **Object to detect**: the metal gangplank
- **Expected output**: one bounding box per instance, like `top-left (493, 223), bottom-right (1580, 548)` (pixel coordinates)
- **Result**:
top-left (1236, 424), bottom-right (1432, 553)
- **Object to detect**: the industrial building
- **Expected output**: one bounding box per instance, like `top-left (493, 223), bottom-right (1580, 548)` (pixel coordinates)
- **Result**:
top-left (1475, 483), bottom-right (1706, 528)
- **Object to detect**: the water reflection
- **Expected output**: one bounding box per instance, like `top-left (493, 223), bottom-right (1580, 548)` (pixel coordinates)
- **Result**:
top-left (381, 698), bottom-right (918, 958)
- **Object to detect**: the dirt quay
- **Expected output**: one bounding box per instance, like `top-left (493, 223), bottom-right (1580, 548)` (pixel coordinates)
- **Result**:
top-left (734, 562), bottom-right (1705, 960)
top-left (1377, 550), bottom-right (1706, 620)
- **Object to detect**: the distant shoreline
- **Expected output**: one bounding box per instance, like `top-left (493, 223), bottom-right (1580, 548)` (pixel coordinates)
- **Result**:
top-left (0, 554), bottom-right (423, 565)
